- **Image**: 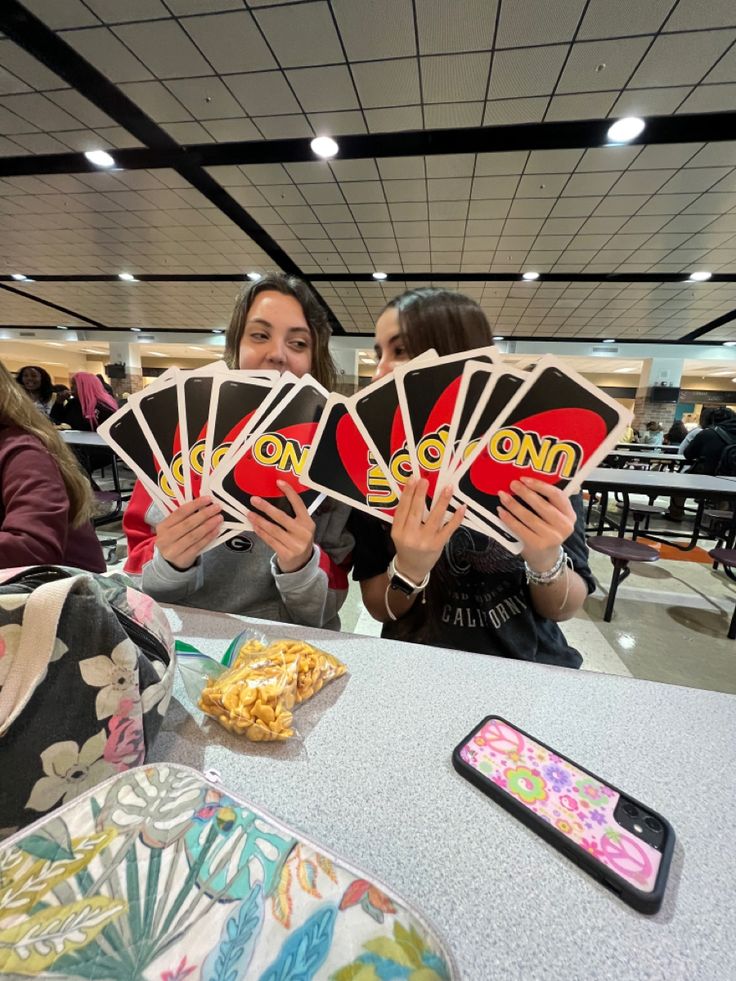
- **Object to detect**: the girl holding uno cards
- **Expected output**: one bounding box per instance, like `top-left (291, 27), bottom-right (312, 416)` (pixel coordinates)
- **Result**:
top-left (123, 275), bottom-right (353, 629)
top-left (350, 288), bottom-right (595, 667)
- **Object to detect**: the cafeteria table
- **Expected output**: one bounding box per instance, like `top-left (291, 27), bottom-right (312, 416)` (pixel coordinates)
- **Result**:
top-left (60, 429), bottom-right (128, 520)
top-left (604, 450), bottom-right (687, 471)
top-left (583, 466), bottom-right (736, 549)
top-left (151, 603), bottom-right (736, 981)
top-left (615, 442), bottom-right (680, 453)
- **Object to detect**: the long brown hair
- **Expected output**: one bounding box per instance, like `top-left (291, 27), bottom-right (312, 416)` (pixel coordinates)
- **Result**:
top-left (383, 288), bottom-right (494, 357)
top-left (225, 273), bottom-right (337, 390)
top-left (0, 361), bottom-right (94, 526)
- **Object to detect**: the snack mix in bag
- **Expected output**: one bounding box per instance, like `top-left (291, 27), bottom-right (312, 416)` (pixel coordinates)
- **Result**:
top-left (199, 638), bottom-right (346, 742)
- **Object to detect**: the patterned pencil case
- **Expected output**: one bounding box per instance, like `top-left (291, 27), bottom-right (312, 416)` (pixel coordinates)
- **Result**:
top-left (0, 763), bottom-right (456, 980)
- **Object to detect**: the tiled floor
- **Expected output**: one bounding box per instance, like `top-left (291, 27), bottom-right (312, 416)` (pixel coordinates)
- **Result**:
top-left (103, 476), bottom-right (736, 696)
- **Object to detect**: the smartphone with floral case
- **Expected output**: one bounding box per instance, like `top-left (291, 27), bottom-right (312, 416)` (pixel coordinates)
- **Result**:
top-left (453, 717), bottom-right (674, 914)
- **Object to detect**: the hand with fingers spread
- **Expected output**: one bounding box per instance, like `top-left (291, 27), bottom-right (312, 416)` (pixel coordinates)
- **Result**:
top-left (248, 480), bottom-right (316, 574)
top-left (391, 478), bottom-right (467, 584)
top-left (156, 497), bottom-right (224, 571)
top-left (498, 476), bottom-right (577, 572)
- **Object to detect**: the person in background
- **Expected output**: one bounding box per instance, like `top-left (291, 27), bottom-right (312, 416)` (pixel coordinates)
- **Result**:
top-left (683, 406), bottom-right (736, 475)
top-left (58, 372), bottom-right (119, 432)
top-left (96, 373), bottom-right (116, 398)
top-left (640, 421), bottom-right (664, 446)
top-left (348, 288), bottom-right (594, 668)
top-left (0, 361), bottom-right (105, 571)
top-left (620, 423), bottom-right (635, 444)
top-left (49, 383), bottom-right (72, 424)
top-left (123, 273), bottom-right (353, 630)
top-left (15, 365), bottom-right (55, 416)
top-left (666, 408), bottom-right (727, 520)
top-left (664, 419), bottom-right (688, 445)
top-left (679, 407), bottom-right (713, 454)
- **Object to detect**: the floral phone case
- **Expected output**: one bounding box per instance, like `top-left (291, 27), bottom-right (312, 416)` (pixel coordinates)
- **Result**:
top-left (453, 717), bottom-right (675, 914)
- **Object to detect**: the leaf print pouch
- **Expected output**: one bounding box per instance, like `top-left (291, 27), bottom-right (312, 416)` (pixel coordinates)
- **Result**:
top-left (0, 763), bottom-right (457, 980)
top-left (453, 717), bottom-right (675, 914)
top-left (0, 566), bottom-right (175, 838)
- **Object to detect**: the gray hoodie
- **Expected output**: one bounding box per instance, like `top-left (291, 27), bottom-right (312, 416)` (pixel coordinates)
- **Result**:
top-left (134, 498), bottom-right (354, 630)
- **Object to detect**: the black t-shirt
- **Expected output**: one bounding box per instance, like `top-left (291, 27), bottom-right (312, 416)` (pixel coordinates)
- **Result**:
top-left (348, 495), bottom-right (595, 669)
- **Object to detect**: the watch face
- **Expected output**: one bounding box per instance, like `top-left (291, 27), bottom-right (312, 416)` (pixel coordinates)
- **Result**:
top-left (390, 575), bottom-right (416, 596)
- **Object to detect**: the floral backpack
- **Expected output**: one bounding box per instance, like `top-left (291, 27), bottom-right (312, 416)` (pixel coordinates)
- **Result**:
top-left (0, 565), bottom-right (174, 837)
top-left (0, 764), bottom-right (456, 979)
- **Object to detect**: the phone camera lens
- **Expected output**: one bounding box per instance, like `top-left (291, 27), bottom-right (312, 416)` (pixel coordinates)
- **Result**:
top-left (623, 802), bottom-right (638, 817)
top-left (644, 816), bottom-right (661, 833)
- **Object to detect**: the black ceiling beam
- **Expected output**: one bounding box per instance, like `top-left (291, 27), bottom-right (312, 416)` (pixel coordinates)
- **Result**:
top-left (681, 307), bottom-right (736, 342)
top-left (0, 0), bottom-right (344, 335)
top-left (0, 283), bottom-right (110, 329)
top-left (1, 110), bottom-right (736, 178)
top-left (3, 272), bottom-right (736, 284)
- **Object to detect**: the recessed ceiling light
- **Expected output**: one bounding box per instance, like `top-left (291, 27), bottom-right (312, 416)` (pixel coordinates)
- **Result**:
top-left (602, 338), bottom-right (616, 343)
top-left (688, 271), bottom-right (712, 282)
top-left (723, 341), bottom-right (736, 347)
top-left (85, 149), bottom-right (115, 168)
top-left (118, 272), bottom-right (137, 282)
top-left (310, 135), bottom-right (338, 159)
top-left (131, 327), bottom-right (141, 332)
top-left (493, 335), bottom-right (504, 341)
top-left (212, 329), bottom-right (224, 334)
top-left (11, 273), bottom-right (27, 281)
top-left (606, 117), bottom-right (645, 143)
top-left (372, 271), bottom-right (387, 280)
top-left (247, 271), bottom-right (262, 281)
top-left (522, 271), bottom-right (540, 281)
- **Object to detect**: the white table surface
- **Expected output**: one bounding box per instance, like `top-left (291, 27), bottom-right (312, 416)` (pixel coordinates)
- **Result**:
top-left (58, 429), bottom-right (108, 447)
top-left (152, 603), bottom-right (736, 981)
top-left (584, 466), bottom-right (736, 495)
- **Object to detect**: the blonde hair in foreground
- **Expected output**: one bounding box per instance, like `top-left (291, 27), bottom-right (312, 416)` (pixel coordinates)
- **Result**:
top-left (0, 361), bottom-right (94, 527)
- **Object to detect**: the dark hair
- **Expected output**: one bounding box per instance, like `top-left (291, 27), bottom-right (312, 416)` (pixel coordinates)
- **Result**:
top-left (225, 273), bottom-right (337, 390)
top-left (382, 288), bottom-right (494, 358)
top-left (700, 407), bottom-right (717, 428)
top-left (711, 406), bottom-right (735, 427)
top-left (16, 365), bottom-right (53, 402)
top-left (51, 383), bottom-right (70, 394)
top-left (665, 420), bottom-right (688, 444)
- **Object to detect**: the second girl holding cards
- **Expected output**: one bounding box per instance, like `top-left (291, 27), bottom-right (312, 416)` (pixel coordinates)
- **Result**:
top-left (119, 274), bottom-right (354, 630)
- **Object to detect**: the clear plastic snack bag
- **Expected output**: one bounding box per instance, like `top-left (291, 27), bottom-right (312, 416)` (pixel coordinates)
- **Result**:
top-left (176, 631), bottom-right (347, 742)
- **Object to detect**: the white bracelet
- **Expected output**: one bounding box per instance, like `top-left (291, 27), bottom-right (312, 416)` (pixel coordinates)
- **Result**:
top-left (524, 547), bottom-right (566, 586)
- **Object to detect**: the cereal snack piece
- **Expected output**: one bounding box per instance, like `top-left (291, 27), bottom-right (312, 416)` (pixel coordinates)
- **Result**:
top-left (232, 638), bottom-right (347, 705)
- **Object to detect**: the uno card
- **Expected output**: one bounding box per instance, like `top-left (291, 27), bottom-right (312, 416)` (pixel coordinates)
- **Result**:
top-left (200, 373), bottom-right (275, 494)
top-left (395, 347), bottom-right (495, 505)
top-left (130, 375), bottom-right (187, 507)
top-left (348, 350), bottom-right (437, 499)
top-left (178, 371), bottom-right (218, 500)
top-left (302, 395), bottom-right (398, 522)
top-left (453, 356), bottom-right (631, 531)
top-left (435, 362), bottom-right (495, 489)
top-left (211, 377), bottom-right (327, 524)
top-left (97, 405), bottom-right (177, 514)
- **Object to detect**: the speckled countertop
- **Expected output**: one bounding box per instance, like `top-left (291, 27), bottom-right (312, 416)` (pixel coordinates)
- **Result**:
top-left (152, 604), bottom-right (736, 981)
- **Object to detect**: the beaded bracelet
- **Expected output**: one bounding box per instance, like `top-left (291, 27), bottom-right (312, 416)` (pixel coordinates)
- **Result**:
top-left (524, 546), bottom-right (566, 586)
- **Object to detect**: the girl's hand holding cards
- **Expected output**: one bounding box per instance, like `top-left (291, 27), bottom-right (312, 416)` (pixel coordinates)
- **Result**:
top-left (249, 480), bottom-right (317, 574)
top-left (390, 479), bottom-right (466, 585)
top-left (498, 478), bottom-right (577, 572)
top-left (157, 497), bottom-right (223, 571)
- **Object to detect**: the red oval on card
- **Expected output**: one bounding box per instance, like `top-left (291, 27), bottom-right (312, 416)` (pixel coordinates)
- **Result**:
top-left (233, 421), bottom-right (316, 498)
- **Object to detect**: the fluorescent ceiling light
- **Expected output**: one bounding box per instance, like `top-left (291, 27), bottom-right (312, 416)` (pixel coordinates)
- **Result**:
top-left (688, 271), bottom-right (712, 282)
top-left (131, 327), bottom-right (141, 332)
top-left (372, 271), bottom-right (387, 280)
top-left (522, 271), bottom-right (539, 281)
top-left (723, 341), bottom-right (736, 347)
top-left (247, 271), bottom-right (262, 281)
top-left (11, 273), bottom-right (27, 281)
top-left (310, 136), bottom-right (338, 158)
top-left (211, 329), bottom-right (224, 334)
top-left (607, 117), bottom-right (645, 143)
top-left (84, 149), bottom-right (115, 168)
top-left (602, 338), bottom-right (616, 343)
top-left (493, 335), bottom-right (504, 340)
top-left (118, 272), bottom-right (137, 282)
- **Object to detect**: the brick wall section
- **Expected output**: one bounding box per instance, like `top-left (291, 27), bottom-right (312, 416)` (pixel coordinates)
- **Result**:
top-left (634, 394), bottom-right (677, 432)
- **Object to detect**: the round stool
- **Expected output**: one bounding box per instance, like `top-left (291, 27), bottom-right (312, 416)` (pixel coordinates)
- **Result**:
top-left (587, 536), bottom-right (659, 622)
top-left (629, 504), bottom-right (666, 540)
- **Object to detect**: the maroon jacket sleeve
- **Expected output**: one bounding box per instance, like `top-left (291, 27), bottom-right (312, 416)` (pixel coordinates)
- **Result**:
top-left (0, 440), bottom-right (72, 566)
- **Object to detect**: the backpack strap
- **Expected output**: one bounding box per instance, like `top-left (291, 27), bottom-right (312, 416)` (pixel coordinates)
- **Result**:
top-left (0, 573), bottom-right (87, 735)
top-left (714, 426), bottom-right (736, 447)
